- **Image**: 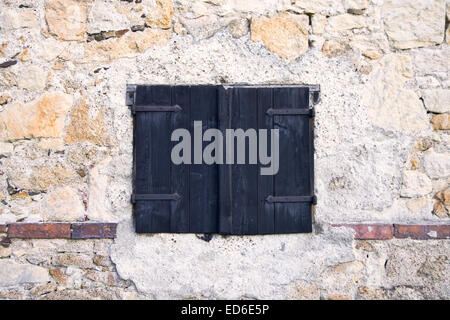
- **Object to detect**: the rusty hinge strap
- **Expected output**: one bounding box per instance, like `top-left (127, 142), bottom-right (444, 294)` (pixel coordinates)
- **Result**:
top-left (131, 193), bottom-right (181, 203)
top-left (266, 195), bottom-right (317, 205)
top-left (266, 108), bottom-right (314, 117)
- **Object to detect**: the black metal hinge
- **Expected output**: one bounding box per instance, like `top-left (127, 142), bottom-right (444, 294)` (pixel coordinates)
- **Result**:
top-left (266, 195), bottom-right (317, 205)
top-left (126, 84), bottom-right (136, 107)
top-left (133, 105), bottom-right (182, 114)
top-left (131, 193), bottom-right (181, 204)
top-left (309, 85), bottom-right (320, 106)
top-left (266, 108), bottom-right (315, 117)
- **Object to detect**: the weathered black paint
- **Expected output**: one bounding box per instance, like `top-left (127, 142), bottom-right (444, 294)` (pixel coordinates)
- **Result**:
top-left (130, 85), bottom-right (317, 235)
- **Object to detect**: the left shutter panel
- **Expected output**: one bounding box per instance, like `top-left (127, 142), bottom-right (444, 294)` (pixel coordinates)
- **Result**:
top-left (133, 85), bottom-right (190, 233)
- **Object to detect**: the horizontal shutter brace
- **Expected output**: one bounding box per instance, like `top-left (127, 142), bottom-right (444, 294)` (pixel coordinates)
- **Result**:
top-left (266, 108), bottom-right (315, 117)
top-left (131, 193), bottom-right (181, 204)
top-left (266, 195), bottom-right (317, 205)
top-left (131, 105), bottom-right (182, 114)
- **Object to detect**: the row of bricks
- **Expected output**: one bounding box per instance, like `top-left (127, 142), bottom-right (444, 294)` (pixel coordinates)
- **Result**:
top-left (333, 224), bottom-right (450, 240)
top-left (0, 223), bottom-right (117, 239)
top-left (0, 223), bottom-right (449, 240)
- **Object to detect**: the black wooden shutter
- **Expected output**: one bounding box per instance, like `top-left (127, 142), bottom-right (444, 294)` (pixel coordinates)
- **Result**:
top-left (218, 86), bottom-right (314, 234)
top-left (130, 85), bottom-right (317, 234)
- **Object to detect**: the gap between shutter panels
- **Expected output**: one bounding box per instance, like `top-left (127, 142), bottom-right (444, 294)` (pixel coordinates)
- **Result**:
top-left (129, 85), bottom-right (318, 235)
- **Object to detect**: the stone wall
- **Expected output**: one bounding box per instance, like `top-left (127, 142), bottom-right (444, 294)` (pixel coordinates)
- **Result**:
top-left (0, 0), bottom-right (449, 300)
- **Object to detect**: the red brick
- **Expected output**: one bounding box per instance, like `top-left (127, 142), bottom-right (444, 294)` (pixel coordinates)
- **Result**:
top-left (8, 223), bottom-right (71, 239)
top-left (0, 225), bottom-right (7, 233)
top-left (333, 224), bottom-right (394, 240)
top-left (71, 223), bottom-right (117, 239)
top-left (394, 224), bottom-right (450, 240)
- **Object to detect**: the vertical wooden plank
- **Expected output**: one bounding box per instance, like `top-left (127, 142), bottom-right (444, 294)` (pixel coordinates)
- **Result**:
top-left (218, 86), bottom-right (232, 234)
top-left (257, 88), bottom-right (275, 234)
top-left (230, 87), bottom-right (258, 235)
top-left (135, 86), bottom-right (152, 233)
top-left (273, 87), bottom-right (312, 233)
top-left (170, 86), bottom-right (190, 232)
top-left (189, 86), bottom-right (219, 233)
top-left (134, 85), bottom-right (172, 233)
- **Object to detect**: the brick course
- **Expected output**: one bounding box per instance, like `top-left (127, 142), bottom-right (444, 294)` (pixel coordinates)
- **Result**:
top-left (7, 223), bottom-right (117, 239)
top-left (394, 224), bottom-right (450, 240)
top-left (334, 224), bottom-right (450, 240)
top-left (72, 223), bottom-right (117, 239)
top-left (2, 223), bottom-right (450, 240)
top-left (8, 223), bottom-right (71, 239)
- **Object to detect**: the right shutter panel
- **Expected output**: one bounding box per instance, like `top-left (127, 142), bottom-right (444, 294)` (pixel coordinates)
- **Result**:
top-left (218, 86), bottom-right (314, 235)
top-left (270, 87), bottom-right (313, 233)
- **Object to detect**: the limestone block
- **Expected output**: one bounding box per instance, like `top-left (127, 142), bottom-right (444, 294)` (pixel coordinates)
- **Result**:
top-left (382, 0), bottom-right (445, 49)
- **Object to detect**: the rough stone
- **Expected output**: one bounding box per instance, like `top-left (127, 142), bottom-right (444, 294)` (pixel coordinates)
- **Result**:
top-left (285, 280), bottom-right (320, 300)
top-left (49, 268), bottom-right (67, 284)
top-left (17, 66), bottom-right (48, 91)
top-left (357, 286), bottom-right (389, 300)
top-left (406, 197), bottom-right (428, 213)
top-left (37, 138), bottom-right (64, 150)
top-left (18, 48), bottom-right (30, 62)
top-left (93, 255), bottom-right (111, 267)
top-left (64, 97), bottom-right (110, 146)
top-left (363, 54), bottom-right (429, 133)
top-left (42, 187), bottom-right (85, 222)
top-left (433, 187), bottom-right (450, 218)
top-left (80, 29), bottom-right (172, 63)
top-left (327, 294), bottom-right (351, 300)
top-left (331, 261), bottom-right (364, 274)
top-left (178, 15), bottom-right (224, 41)
top-left (0, 141), bottom-right (13, 156)
top-left (363, 50), bottom-right (382, 60)
top-left (87, 1), bottom-right (130, 34)
top-left (45, 0), bottom-right (87, 41)
top-left (0, 260), bottom-right (50, 287)
top-left (431, 114), bottom-right (450, 130)
top-left (413, 47), bottom-right (450, 76)
top-left (52, 253), bottom-right (94, 269)
top-left (227, 18), bottom-right (249, 38)
top-left (417, 256), bottom-right (447, 281)
top-left (433, 201), bottom-right (449, 218)
top-left (424, 150), bottom-right (450, 179)
top-left (0, 92), bottom-right (73, 141)
top-left (250, 13), bottom-right (309, 61)
top-left (293, 0), bottom-right (345, 15)
top-left (421, 89), bottom-right (450, 114)
top-left (0, 246), bottom-right (11, 258)
top-left (311, 14), bottom-right (326, 35)
top-left (0, 9), bottom-right (39, 30)
top-left (86, 158), bottom-right (113, 222)
top-left (322, 40), bottom-right (349, 58)
top-left (344, 0), bottom-right (368, 14)
top-left (400, 171), bottom-right (432, 198)
top-left (145, 0), bottom-right (174, 29)
top-left (29, 282), bottom-right (57, 297)
top-left (446, 26), bottom-right (450, 45)
top-left (9, 165), bottom-right (77, 192)
top-left (326, 14), bottom-right (366, 32)
top-left (36, 38), bottom-right (69, 62)
top-left (413, 137), bottom-right (433, 152)
top-left (0, 93), bottom-right (11, 105)
top-left (382, 0), bottom-right (446, 49)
